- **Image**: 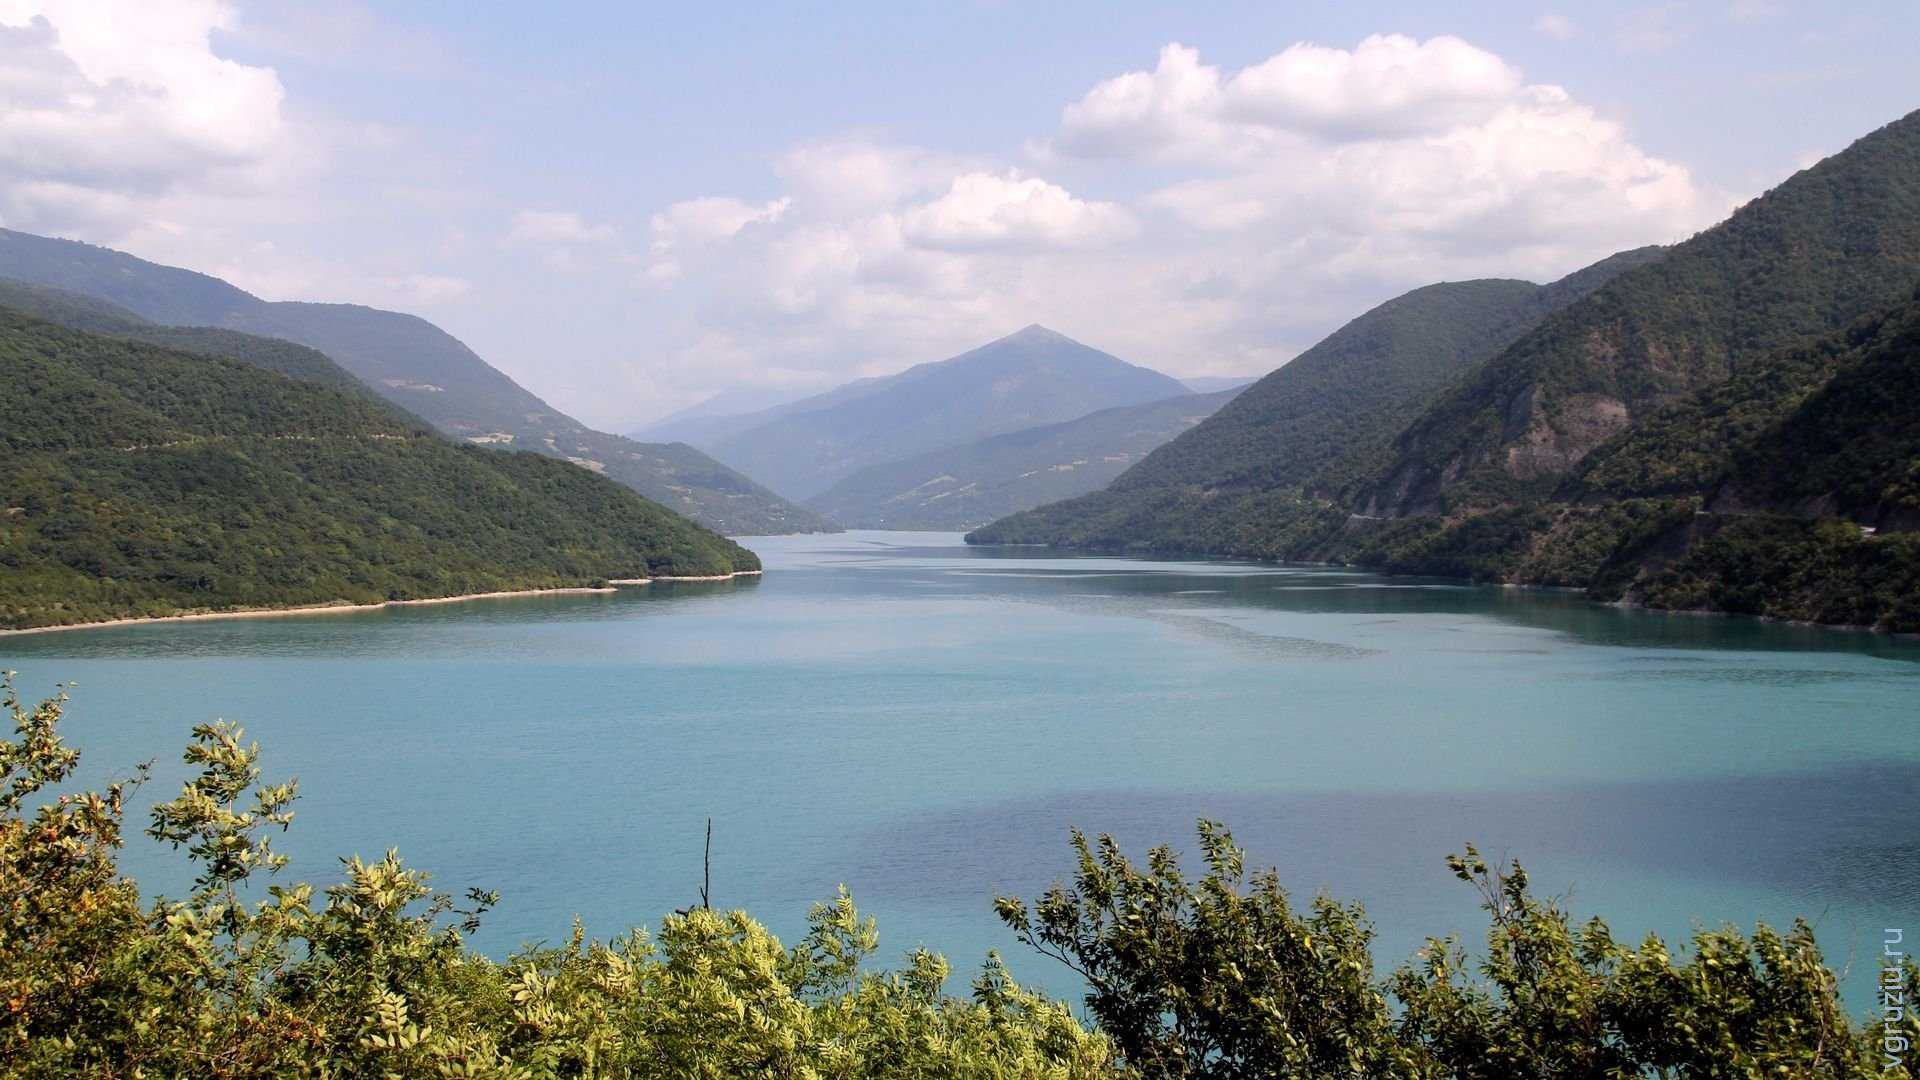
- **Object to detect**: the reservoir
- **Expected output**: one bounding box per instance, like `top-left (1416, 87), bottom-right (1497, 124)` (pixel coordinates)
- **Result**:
top-left (5, 531), bottom-right (1915, 1008)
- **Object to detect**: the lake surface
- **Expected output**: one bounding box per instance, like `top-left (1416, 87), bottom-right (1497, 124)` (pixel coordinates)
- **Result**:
top-left (5, 531), bottom-right (1917, 1009)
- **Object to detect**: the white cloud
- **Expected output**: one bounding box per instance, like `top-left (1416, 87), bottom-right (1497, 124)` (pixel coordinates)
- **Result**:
top-left (219, 0), bottom-right (463, 79)
top-left (1041, 35), bottom-right (1720, 270)
top-left (0, 0), bottom-right (496, 318)
top-left (649, 195), bottom-right (788, 248)
top-left (901, 172), bottom-right (1134, 250)
top-left (1221, 34), bottom-right (1524, 139)
top-left (619, 33), bottom-right (1733, 417)
top-left (1533, 13), bottom-right (1577, 38)
top-left (773, 138), bottom-right (962, 216)
top-left (1724, 0), bottom-right (1785, 22)
top-left (1052, 35), bottom-right (1525, 160)
top-left (0, 0), bottom-right (292, 234)
top-left (641, 195), bottom-right (792, 289)
top-left (1615, 5), bottom-right (1692, 52)
top-left (637, 259), bottom-right (682, 289)
top-left (504, 209), bottom-right (616, 247)
top-left (1053, 43), bottom-right (1237, 160)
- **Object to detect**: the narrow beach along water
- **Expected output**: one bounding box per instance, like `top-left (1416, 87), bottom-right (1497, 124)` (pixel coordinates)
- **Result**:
top-left (4, 531), bottom-right (1916, 1008)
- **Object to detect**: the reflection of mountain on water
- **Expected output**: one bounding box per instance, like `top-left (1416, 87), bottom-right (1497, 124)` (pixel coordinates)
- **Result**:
top-left (786, 534), bottom-right (1920, 664)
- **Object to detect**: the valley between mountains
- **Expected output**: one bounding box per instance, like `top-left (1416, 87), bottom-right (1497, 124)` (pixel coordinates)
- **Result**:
top-left (5, 109), bottom-right (1917, 632)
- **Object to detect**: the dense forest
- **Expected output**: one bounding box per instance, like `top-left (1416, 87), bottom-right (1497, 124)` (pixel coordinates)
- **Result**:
top-left (5, 678), bottom-right (1914, 1077)
top-left (0, 308), bottom-right (758, 630)
top-left (0, 277), bottom-right (431, 422)
top-left (0, 231), bottom-right (835, 536)
top-left (966, 250), bottom-right (1664, 560)
top-left (971, 110), bottom-right (1920, 633)
top-left (1348, 109), bottom-right (1920, 520)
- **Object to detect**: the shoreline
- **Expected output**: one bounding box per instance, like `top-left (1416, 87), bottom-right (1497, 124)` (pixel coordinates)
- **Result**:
top-left (964, 538), bottom-right (1919, 639)
top-left (606, 570), bottom-right (763, 585)
top-left (0, 570), bottom-right (763, 637)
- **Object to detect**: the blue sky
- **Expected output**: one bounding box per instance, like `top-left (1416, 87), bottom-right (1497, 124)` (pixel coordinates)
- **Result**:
top-left (2, 1), bottom-right (1914, 428)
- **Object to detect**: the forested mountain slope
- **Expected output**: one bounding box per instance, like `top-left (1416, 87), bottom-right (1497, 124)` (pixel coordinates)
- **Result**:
top-left (1353, 108), bottom-right (1920, 517)
top-left (970, 248), bottom-right (1663, 551)
top-left (0, 277), bottom-right (422, 422)
top-left (0, 230), bottom-right (832, 535)
top-left (1316, 111), bottom-right (1920, 630)
top-left (1499, 285), bottom-right (1920, 628)
top-left (0, 308), bottom-right (758, 629)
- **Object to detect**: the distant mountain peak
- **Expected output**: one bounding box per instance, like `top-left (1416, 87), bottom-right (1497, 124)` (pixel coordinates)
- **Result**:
top-left (701, 324), bottom-right (1189, 500)
top-left (1003, 323), bottom-right (1072, 344)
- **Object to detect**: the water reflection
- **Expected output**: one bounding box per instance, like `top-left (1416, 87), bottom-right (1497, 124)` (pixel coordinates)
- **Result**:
top-left (10, 531), bottom-right (1915, 666)
top-left (779, 532), bottom-right (1920, 663)
top-left (854, 763), bottom-right (1920, 911)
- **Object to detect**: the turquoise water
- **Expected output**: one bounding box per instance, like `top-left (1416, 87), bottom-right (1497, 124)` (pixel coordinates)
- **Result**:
top-left (4, 531), bottom-right (1917, 1009)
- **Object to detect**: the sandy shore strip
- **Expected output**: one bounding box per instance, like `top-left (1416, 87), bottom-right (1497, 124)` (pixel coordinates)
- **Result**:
top-left (606, 570), bottom-right (764, 585)
top-left (0, 587), bottom-right (617, 637)
top-left (0, 571), bottom-right (755, 638)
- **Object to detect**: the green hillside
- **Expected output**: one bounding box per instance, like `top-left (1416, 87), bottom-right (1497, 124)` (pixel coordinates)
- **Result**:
top-left (1316, 110), bottom-right (1920, 631)
top-left (1353, 109), bottom-right (1920, 517)
top-left (0, 307), bottom-right (758, 630)
top-left (0, 230), bottom-right (834, 535)
top-left (0, 278), bottom-right (424, 422)
top-left (704, 325), bottom-right (1191, 501)
top-left (1570, 281), bottom-right (1920, 523)
top-left (970, 249), bottom-right (1662, 552)
top-left (1507, 286), bottom-right (1920, 628)
top-left (0, 278), bottom-right (163, 335)
top-left (804, 388), bottom-right (1240, 529)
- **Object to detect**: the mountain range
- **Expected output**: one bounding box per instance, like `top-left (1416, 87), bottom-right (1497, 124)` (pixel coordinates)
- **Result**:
top-left (9, 104), bottom-right (1915, 632)
top-left (970, 108), bottom-right (1920, 631)
top-left (0, 228), bottom-right (1258, 541)
top-left (687, 325), bottom-right (1192, 502)
top-left (803, 386), bottom-right (1244, 530)
top-left (969, 250), bottom-right (1666, 551)
top-left (1177, 376), bottom-right (1258, 394)
top-left (0, 229), bottom-right (833, 536)
top-left (629, 386), bottom-right (823, 446)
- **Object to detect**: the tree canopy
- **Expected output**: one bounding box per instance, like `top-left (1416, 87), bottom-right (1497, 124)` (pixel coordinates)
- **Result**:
top-left (0, 308), bottom-right (758, 629)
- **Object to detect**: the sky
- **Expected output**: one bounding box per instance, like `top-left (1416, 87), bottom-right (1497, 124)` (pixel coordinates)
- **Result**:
top-left (0, 2), bottom-right (1915, 430)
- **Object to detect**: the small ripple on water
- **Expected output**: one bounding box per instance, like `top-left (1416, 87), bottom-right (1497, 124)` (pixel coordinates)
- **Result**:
top-left (1574, 665), bottom-right (1903, 687)
top-left (1143, 612), bottom-right (1380, 661)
